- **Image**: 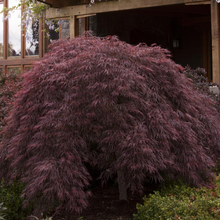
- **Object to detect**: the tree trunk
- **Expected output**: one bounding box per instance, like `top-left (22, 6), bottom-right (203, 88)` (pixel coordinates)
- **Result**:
top-left (117, 170), bottom-right (128, 201)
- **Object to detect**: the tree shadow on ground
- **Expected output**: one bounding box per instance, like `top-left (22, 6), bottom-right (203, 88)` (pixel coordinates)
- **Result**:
top-left (53, 182), bottom-right (159, 220)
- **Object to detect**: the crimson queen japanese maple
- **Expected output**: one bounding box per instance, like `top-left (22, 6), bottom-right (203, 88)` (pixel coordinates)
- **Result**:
top-left (1, 34), bottom-right (220, 214)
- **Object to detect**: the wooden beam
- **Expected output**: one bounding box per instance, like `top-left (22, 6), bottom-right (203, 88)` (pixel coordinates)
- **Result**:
top-left (0, 58), bottom-right (42, 66)
top-left (39, 19), bottom-right (43, 58)
top-left (76, 14), bottom-right (96, 19)
top-left (185, 1), bottom-right (210, 5)
top-left (38, 0), bottom-right (115, 8)
top-left (211, 0), bottom-right (220, 84)
top-left (38, 0), bottom-right (90, 8)
top-left (69, 16), bottom-right (76, 38)
top-left (46, 0), bottom-right (210, 19)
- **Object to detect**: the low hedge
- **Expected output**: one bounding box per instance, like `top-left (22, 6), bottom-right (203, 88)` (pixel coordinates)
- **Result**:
top-left (0, 179), bottom-right (33, 220)
top-left (134, 175), bottom-right (220, 220)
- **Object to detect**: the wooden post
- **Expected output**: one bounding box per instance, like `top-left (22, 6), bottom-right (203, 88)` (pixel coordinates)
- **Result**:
top-left (70, 16), bottom-right (76, 38)
top-left (211, 0), bottom-right (220, 84)
top-left (3, 65), bottom-right (7, 75)
top-left (39, 19), bottom-right (43, 58)
top-left (81, 17), bottom-right (86, 35)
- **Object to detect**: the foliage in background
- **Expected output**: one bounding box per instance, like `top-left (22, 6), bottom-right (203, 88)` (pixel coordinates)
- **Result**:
top-left (0, 179), bottom-right (33, 220)
top-left (27, 215), bottom-right (53, 220)
top-left (1, 34), bottom-right (220, 215)
top-left (183, 66), bottom-right (220, 101)
top-left (134, 175), bottom-right (220, 220)
top-left (0, 0), bottom-right (49, 41)
top-left (0, 72), bottom-right (22, 142)
top-left (183, 66), bottom-right (220, 114)
top-left (0, 0), bottom-right (48, 21)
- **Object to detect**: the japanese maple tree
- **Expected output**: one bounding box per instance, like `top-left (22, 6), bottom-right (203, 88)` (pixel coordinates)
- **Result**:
top-left (1, 35), bottom-right (220, 215)
top-left (0, 72), bottom-right (22, 141)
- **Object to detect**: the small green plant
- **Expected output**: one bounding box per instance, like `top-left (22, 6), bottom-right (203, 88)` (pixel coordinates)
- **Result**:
top-left (28, 215), bottom-right (53, 220)
top-left (0, 179), bottom-right (33, 220)
top-left (134, 176), bottom-right (220, 220)
top-left (0, 203), bottom-right (6, 220)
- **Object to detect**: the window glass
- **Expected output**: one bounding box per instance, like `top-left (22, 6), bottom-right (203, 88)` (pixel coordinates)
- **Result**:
top-left (8, 0), bottom-right (21, 57)
top-left (44, 20), bottom-right (59, 53)
top-left (24, 65), bottom-right (32, 72)
top-left (25, 18), bottom-right (39, 56)
top-left (0, 67), bottom-right (3, 75)
top-left (7, 67), bottom-right (21, 75)
top-left (0, 3), bottom-right (3, 58)
top-left (61, 19), bottom-right (70, 39)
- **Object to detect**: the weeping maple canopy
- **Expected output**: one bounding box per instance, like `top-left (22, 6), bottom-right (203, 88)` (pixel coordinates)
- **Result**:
top-left (1, 35), bottom-right (220, 214)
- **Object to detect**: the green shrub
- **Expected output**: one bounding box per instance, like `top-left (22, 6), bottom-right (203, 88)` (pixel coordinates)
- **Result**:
top-left (183, 66), bottom-right (220, 113)
top-left (0, 179), bottom-right (33, 220)
top-left (134, 176), bottom-right (220, 220)
top-left (0, 202), bottom-right (6, 220)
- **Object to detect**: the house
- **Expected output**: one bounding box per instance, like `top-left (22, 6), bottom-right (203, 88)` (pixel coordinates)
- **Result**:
top-left (0, 0), bottom-right (60, 75)
top-left (1, 0), bottom-right (220, 85)
top-left (40, 0), bottom-right (220, 84)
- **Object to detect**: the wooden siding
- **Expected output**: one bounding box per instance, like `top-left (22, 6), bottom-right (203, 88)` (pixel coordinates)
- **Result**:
top-left (211, 0), bottom-right (220, 84)
top-left (44, 0), bottom-right (220, 85)
top-left (37, 0), bottom-right (115, 8)
top-left (46, 0), bottom-right (211, 19)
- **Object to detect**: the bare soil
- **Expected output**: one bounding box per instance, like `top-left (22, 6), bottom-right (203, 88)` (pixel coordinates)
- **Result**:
top-left (53, 183), bottom-right (159, 220)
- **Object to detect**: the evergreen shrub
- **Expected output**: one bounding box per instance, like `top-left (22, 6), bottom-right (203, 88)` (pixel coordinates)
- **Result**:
top-left (183, 66), bottom-right (220, 105)
top-left (0, 179), bottom-right (33, 220)
top-left (134, 175), bottom-right (220, 220)
top-left (0, 202), bottom-right (6, 220)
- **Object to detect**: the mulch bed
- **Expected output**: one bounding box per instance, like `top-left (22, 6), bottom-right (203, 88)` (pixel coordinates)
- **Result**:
top-left (53, 182), bottom-right (159, 220)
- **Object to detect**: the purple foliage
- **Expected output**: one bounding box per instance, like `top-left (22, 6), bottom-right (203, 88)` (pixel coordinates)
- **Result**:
top-left (0, 73), bottom-right (22, 141)
top-left (1, 35), bottom-right (220, 214)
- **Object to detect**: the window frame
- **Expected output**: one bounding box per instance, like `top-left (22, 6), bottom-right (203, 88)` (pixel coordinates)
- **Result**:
top-left (0, 0), bottom-right (45, 74)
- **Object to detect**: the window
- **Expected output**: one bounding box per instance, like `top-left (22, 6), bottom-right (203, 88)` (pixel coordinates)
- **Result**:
top-left (24, 65), bottom-right (32, 72)
top-left (0, 3), bottom-right (3, 58)
top-left (8, 0), bottom-right (21, 57)
top-left (0, 0), bottom-right (63, 74)
top-left (25, 18), bottom-right (39, 56)
top-left (44, 20), bottom-right (59, 53)
top-left (7, 66), bottom-right (21, 75)
top-left (60, 19), bottom-right (70, 39)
